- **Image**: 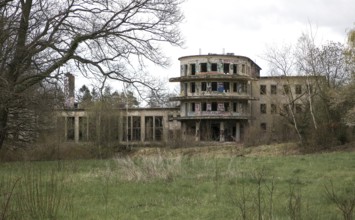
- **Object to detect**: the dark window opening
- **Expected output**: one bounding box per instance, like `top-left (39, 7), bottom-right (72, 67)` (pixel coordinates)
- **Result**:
top-left (201, 82), bottom-right (207, 91)
top-left (260, 104), bottom-right (267, 114)
top-left (132, 116), bottom-right (141, 141)
top-left (271, 85), bottom-right (277, 94)
top-left (190, 82), bottom-right (195, 93)
top-left (202, 102), bottom-right (207, 111)
top-left (233, 102), bottom-right (237, 112)
top-left (260, 85), bottom-right (266, 95)
top-left (211, 102), bottom-right (218, 111)
top-left (211, 63), bottom-right (218, 71)
top-left (295, 85), bottom-right (302, 94)
top-left (67, 117), bottom-right (75, 141)
top-left (283, 85), bottom-right (290, 94)
top-left (223, 82), bottom-right (230, 92)
top-left (233, 83), bottom-right (237, 92)
top-left (191, 102), bottom-right (195, 112)
top-left (224, 102), bottom-right (230, 112)
top-left (260, 123), bottom-right (267, 131)
top-left (155, 116), bottom-right (163, 141)
top-left (233, 64), bottom-right (237, 74)
top-left (211, 82), bottom-right (218, 91)
top-left (295, 104), bottom-right (302, 113)
top-left (224, 63), bottom-right (230, 74)
top-left (200, 63), bottom-right (207, 72)
top-left (190, 64), bottom-right (196, 75)
top-left (307, 85), bottom-right (313, 94)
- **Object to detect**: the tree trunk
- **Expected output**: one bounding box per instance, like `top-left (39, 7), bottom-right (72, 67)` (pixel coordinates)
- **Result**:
top-left (0, 106), bottom-right (9, 149)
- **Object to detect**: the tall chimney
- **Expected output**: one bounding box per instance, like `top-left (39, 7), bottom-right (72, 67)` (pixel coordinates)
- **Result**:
top-left (64, 73), bottom-right (75, 109)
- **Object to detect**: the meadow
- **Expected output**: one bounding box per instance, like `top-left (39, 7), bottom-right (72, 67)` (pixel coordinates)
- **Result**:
top-left (1, 144), bottom-right (355, 219)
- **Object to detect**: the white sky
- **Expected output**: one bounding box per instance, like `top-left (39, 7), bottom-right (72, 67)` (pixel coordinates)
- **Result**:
top-left (77, 0), bottom-right (355, 99)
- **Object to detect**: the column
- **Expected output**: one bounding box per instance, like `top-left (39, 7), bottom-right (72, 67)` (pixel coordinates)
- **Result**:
top-left (220, 121), bottom-right (225, 142)
top-left (74, 116), bottom-right (79, 143)
top-left (195, 121), bottom-right (200, 141)
top-left (236, 121), bottom-right (240, 142)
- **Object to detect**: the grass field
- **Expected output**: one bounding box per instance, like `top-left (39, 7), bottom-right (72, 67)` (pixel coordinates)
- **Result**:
top-left (1, 144), bottom-right (355, 219)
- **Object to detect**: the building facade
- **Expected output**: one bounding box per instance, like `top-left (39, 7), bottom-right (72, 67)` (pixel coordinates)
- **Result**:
top-left (59, 53), bottom-right (319, 144)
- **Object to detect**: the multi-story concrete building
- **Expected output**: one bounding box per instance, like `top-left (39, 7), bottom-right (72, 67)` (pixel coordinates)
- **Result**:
top-left (59, 53), bottom-right (318, 145)
top-left (169, 53), bottom-right (261, 142)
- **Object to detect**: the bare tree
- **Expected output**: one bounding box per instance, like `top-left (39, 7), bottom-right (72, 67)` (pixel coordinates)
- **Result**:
top-left (0, 0), bottom-right (184, 148)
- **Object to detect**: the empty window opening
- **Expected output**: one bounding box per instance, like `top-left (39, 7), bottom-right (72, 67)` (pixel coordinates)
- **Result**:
top-left (191, 102), bottom-right (195, 112)
top-left (79, 117), bottom-right (88, 141)
top-left (211, 102), bottom-right (218, 111)
top-left (211, 82), bottom-right (218, 91)
top-left (295, 84), bottom-right (302, 94)
top-left (223, 82), bottom-right (230, 92)
top-left (155, 116), bottom-right (163, 141)
top-left (224, 102), bottom-right (230, 112)
top-left (200, 63), bottom-right (207, 72)
top-left (190, 63), bottom-right (196, 75)
top-left (202, 102), bottom-right (207, 111)
top-left (224, 63), bottom-right (230, 74)
top-left (260, 123), bottom-right (267, 131)
top-left (67, 117), bottom-right (75, 141)
top-left (211, 63), bottom-right (218, 71)
top-left (260, 85), bottom-right (266, 95)
top-left (132, 116), bottom-right (141, 141)
top-left (201, 82), bottom-right (207, 91)
top-left (260, 104), bottom-right (267, 114)
top-left (283, 85), bottom-right (290, 94)
top-left (233, 102), bottom-right (237, 112)
top-left (190, 82), bottom-right (195, 93)
top-left (271, 85), bottom-right (277, 94)
top-left (233, 64), bottom-right (238, 74)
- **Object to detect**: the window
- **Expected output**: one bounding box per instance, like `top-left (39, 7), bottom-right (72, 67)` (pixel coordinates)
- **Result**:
top-left (283, 85), bottom-right (290, 95)
top-left (260, 104), bottom-right (267, 114)
top-left (202, 102), bottom-right (207, 111)
top-left (201, 82), bottom-right (207, 91)
top-left (190, 82), bottom-right (195, 93)
top-left (271, 104), bottom-right (277, 114)
top-left (211, 63), bottom-right (218, 71)
top-left (200, 63), bottom-right (207, 72)
top-left (224, 102), bottom-right (230, 112)
top-left (307, 84), bottom-right (313, 94)
top-left (260, 123), bottom-right (267, 131)
top-left (211, 102), bottom-right (218, 111)
top-left (191, 102), bottom-right (195, 112)
top-left (211, 82), bottom-right (218, 91)
top-left (295, 85), bottom-right (302, 94)
top-left (190, 64), bottom-right (196, 75)
top-left (241, 64), bottom-right (245, 73)
top-left (224, 63), bottom-right (230, 74)
top-left (260, 85), bottom-right (266, 95)
top-left (233, 64), bottom-right (238, 74)
top-left (271, 85), bottom-right (277, 95)
top-left (233, 102), bottom-right (237, 112)
top-left (223, 82), bottom-right (230, 92)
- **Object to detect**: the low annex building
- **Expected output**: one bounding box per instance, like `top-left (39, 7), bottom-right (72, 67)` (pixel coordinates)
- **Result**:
top-left (59, 53), bottom-right (318, 144)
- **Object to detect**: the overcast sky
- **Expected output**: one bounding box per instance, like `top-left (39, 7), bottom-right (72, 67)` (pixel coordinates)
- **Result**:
top-left (158, 0), bottom-right (354, 81)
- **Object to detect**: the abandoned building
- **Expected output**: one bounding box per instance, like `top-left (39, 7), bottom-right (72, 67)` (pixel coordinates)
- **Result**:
top-left (59, 53), bottom-right (319, 144)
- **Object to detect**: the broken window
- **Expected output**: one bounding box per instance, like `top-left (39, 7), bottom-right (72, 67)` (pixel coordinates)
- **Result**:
top-left (190, 82), bottom-right (195, 93)
top-left (224, 102), bottom-right (230, 112)
top-left (201, 82), bottom-right (207, 91)
top-left (200, 63), bottom-right (207, 72)
top-left (260, 123), bottom-right (267, 131)
top-left (223, 82), bottom-right (230, 92)
top-left (190, 63), bottom-right (196, 75)
top-left (155, 116), bottom-right (163, 141)
top-left (202, 102), bottom-right (207, 111)
top-left (132, 116), bottom-right (141, 141)
top-left (260, 104), bottom-right (267, 114)
top-left (211, 102), bottom-right (218, 111)
top-left (211, 82), bottom-right (218, 91)
top-left (211, 63), bottom-right (218, 71)
top-left (191, 102), bottom-right (195, 112)
top-left (233, 64), bottom-right (238, 74)
top-left (224, 63), bottom-right (230, 74)
top-left (67, 117), bottom-right (75, 141)
top-left (295, 84), bottom-right (302, 94)
top-left (260, 85), bottom-right (266, 95)
top-left (233, 102), bottom-right (237, 112)
top-left (233, 83), bottom-right (237, 92)
top-left (271, 85), bottom-right (277, 95)
top-left (79, 117), bottom-right (88, 141)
